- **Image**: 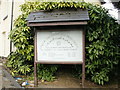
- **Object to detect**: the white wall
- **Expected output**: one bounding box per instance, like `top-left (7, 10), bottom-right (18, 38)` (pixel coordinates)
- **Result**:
top-left (0, 0), bottom-right (11, 57)
top-left (0, 0), bottom-right (24, 57)
top-left (84, 0), bottom-right (101, 5)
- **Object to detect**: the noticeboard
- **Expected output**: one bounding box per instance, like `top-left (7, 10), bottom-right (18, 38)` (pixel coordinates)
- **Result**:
top-left (27, 9), bottom-right (89, 87)
top-left (36, 29), bottom-right (84, 64)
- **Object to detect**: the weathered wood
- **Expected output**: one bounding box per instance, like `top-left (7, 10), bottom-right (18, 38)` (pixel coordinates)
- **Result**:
top-left (35, 61), bottom-right (83, 64)
top-left (82, 30), bottom-right (85, 88)
top-left (27, 21), bottom-right (87, 26)
top-left (26, 9), bottom-right (89, 23)
top-left (34, 28), bottom-right (38, 87)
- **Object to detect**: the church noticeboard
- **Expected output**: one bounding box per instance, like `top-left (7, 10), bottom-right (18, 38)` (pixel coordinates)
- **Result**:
top-left (36, 30), bottom-right (84, 64)
top-left (27, 8), bottom-right (89, 87)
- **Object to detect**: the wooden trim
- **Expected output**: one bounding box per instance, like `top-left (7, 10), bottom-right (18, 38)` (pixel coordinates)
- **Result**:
top-left (34, 28), bottom-right (37, 87)
top-left (28, 21), bottom-right (87, 27)
top-left (34, 29), bottom-right (37, 62)
top-left (35, 61), bottom-right (83, 64)
top-left (82, 29), bottom-right (85, 88)
top-left (35, 29), bottom-right (84, 64)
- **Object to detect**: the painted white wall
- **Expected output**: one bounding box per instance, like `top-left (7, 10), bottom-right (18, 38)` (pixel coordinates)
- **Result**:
top-left (0, 0), bottom-right (24, 57)
top-left (0, 0), bottom-right (11, 57)
top-left (101, 0), bottom-right (118, 20)
top-left (84, 0), bottom-right (101, 5)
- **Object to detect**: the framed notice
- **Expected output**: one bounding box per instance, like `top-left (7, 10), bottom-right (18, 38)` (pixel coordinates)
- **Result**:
top-left (36, 30), bottom-right (84, 64)
top-left (27, 9), bottom-right (89, 87)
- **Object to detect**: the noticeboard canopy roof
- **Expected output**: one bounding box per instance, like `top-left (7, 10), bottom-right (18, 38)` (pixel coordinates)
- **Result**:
top-left (26, 9), bottom-right (89, 26)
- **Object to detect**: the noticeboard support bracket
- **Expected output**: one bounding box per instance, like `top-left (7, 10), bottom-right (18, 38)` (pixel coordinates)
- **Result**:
top-left (34, 62), bottom-right (37, 87)
top-left (82, 63), bottom-right (85, 88)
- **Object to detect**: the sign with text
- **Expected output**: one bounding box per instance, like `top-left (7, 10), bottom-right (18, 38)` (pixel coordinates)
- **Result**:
top-left (36, 30), bottom-right (84, 63)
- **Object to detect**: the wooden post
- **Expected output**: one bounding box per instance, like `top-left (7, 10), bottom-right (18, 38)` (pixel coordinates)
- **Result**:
top-left (82, 63), bottom-right (85, 88)
top-left (34, 62), bottom-right (37, 87)
top-left (82, 30), bottom-right (85, 88)
top-left (34, 28), bottom-right (38, 87)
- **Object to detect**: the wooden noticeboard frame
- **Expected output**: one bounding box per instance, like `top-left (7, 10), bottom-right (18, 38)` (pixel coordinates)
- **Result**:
top-left (33, 26), bottom-right (86, 88)
top-left (36, 29), bottom-right (84, 64)
top-left (26, 9), bottom-right (89, 88)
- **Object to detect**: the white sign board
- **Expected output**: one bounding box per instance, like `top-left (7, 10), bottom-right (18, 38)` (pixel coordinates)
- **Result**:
top-left (36, 30), bottom-right (83, 63)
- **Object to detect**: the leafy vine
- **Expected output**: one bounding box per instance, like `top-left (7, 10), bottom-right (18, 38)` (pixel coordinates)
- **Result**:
top-left (6, 1), bottom-right (119, 85)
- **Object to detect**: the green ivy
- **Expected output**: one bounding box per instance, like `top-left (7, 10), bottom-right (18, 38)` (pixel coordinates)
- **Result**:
top-left (37, 64), bottom-right (58, 81)
top-left (6, 1), bottom-right (119, 84)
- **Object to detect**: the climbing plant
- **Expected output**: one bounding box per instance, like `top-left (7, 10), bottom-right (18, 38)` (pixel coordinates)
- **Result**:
top-left (6, 1), bottom-right (119, 85)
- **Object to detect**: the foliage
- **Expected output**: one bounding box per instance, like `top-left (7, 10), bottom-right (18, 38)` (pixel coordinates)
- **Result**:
top-left (37, 64), bottom-right (58, 81)
top-left (6, 1), bottom-right (119, 84)
top-left (6, 52), bottom-right (32, 76)
top-left (85, 4), bottom-right (119, 85)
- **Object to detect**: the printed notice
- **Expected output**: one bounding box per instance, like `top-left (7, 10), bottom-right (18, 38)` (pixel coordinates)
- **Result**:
top-left (37, 30), bottom-right (83, 63)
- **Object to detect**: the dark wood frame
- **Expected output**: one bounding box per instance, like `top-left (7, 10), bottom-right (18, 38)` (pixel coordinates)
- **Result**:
top-left (33, 26), bottom-right (86, 88)
top-left (27, 21), bottom-right (87, 27)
